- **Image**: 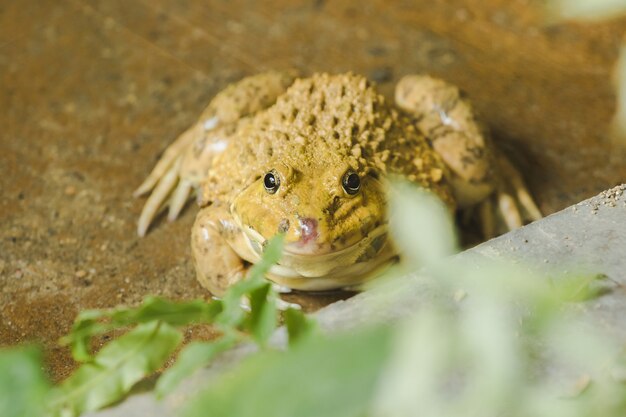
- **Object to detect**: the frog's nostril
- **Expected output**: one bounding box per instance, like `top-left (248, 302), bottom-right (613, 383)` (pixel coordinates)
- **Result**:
top-left (298, 218), bottom-right (318, 243)
top-left (278, 218), bottom-right (290, 233)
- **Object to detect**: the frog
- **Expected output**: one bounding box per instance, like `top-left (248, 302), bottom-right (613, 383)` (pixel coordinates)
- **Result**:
top-left (134, 71), bottom-right (541, 296)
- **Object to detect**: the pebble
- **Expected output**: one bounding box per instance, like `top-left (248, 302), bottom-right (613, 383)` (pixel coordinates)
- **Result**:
top-left (64, 185), bottom-right (77, 196)
top-left (60, 237), bottom-right (78, 245)
top-left (430, 168), bottom-right (443, 182)
top-left (589, 184), bottom-right (626, 213)
top-left (75, 270), bottom-right (87, 278)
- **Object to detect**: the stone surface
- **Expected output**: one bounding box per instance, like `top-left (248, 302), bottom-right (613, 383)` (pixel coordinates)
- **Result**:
top-left (88, 184), bottom-right (626, 416)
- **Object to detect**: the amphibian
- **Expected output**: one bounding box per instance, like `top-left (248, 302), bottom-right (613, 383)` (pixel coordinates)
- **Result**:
top-left (134, 72), bottom-right (541, 295)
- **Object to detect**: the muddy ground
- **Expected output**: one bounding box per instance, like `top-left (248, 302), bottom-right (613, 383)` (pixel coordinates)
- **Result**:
top-left (2, 0), bottom-right (626, 381)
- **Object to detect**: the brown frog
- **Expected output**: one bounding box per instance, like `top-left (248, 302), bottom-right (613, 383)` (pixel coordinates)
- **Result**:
top-left (134, 72), bottom-right (541, 295)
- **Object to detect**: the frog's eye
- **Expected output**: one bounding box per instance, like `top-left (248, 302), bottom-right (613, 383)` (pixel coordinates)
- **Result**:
top-left (342, 171), bottom-right (361, 195)
top-left (263, 170), bottom-right (280, 194)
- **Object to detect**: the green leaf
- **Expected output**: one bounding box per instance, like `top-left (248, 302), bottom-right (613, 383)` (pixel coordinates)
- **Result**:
top-left (217, 234), bottom-right (284, 328)
top-left (184, 325), bottom-right (392, 417)
top-left (388, 180), bottom-right (458, 269)
top-left (49, 321), bottom-right (182, 417)
top-left (217, 276), bottom-right (268, 327)
top-left (0, 346), bottom-right (50, 417)
top-left (247, 234), bottom-right (285, 282)
top-left (61, 297), bottom-right (221, 362)
top-left (544, 0), bottom-right (626, 22)
top-left (552, 273), bottom-right (609, 302)
top-left (61, 319), bottom-right (113, 363)
top-left (245, 283), bottom-right (278, 345)
top-left (135, 235), bottom-right (285, 398)
top-left (60, 308), bottom-right (119, 362)
top-left (284, 308), bottom-right (317, 347)
top-left (53, 233), bottom-right (286, 413)
top-left (155, 334), bottom-right (239, 398)
top-left (109, 297), bottom-right (222, 326)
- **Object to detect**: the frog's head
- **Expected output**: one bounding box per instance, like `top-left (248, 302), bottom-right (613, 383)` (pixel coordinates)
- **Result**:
top-left (230, 140), bottom-right (391, 288)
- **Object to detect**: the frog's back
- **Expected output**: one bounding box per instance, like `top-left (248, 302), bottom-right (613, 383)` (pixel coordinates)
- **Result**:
top-left (203, 72), bottom-right (454, 208)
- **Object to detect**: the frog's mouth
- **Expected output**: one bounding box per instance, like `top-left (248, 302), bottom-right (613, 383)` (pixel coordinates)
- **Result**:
top-left (238, 224), bottom-right (396, 291)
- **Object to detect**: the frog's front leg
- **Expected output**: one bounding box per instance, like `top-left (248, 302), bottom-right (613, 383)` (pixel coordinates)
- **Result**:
top-left (395, 74), bottom-right (541, 236)
top-left (191, 205), bottom-right (301, 305)
top-left (191, 204), bottom-right (252, 297)
top-left (134, 71), bottom-right (297, 236)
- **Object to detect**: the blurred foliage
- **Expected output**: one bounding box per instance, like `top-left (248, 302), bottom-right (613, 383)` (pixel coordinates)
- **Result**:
top-left (0, 346), bottom-right (50, 417)
top-left (1, 183), bottom-right (625, 417)
top-left (49, 321), bottom-right (181, 417)
top-left (543, 0), bottom-right (626, 21)
top-left (179, 182), bottom-right (626, 417)
top-left (613, 45), bottom-right (626, 145)
top-left (185, 326), bottom-right (393, 417)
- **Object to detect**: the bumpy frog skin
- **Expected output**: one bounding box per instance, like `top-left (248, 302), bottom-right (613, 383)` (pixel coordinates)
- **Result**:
top-left (134, 72), bottom-right (541, 295)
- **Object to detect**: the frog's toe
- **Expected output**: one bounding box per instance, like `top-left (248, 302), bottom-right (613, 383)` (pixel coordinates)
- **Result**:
top-left (475, 191), bottom-right (523, 238)
top-left (476, 154), bottom-right (541, 238)
top-left (497, 191), bottom-right (524, 230)
top-left (137, 158), bottom-right (182, 237)
top-left (496, 154), bottom-right (542, 222)
top-left (271, 283), bottom-right (292, 294)
top-left (513, 182), bottom-right (542, 221)
top-left (134, 142), bottom-right (188, 198)
top-left (239, 296), bottom-right (301, 312)
top-left (276, 298), bottom-right (301, 311)
top-left (480, 158), bottom-right (541, 237)
top-left (167, 179), bottom-right (193, 222)
top-left (134, 123), bottom-right (205, 198)
top-left (479, 188), bottom-right (537, 238)
top-left (133, 156), bottom-right (173, 198)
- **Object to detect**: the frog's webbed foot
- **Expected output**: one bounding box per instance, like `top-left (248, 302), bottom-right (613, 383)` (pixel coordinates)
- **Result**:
top-left (276, 298), bottom-right (302, 311)
top-left (478, 153), bottom-right (541, 237)
top-left (134, 122), bottom-right (209, 236)
top-left (239, 295), bottom-right (301, 311)
top-left (191, 205), bottom-right (247, 296)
